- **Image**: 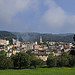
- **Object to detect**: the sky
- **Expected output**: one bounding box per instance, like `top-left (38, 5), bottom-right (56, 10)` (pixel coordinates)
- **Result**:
top-left (0, 0), bottom-right (75, 34)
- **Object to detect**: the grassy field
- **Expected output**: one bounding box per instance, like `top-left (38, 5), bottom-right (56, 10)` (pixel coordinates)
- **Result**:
top-left (0, 67), bottom-right (75, 75)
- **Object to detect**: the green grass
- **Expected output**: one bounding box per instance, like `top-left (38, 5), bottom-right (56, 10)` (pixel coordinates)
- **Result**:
top-left (0, 67), bottom-right (75, 75)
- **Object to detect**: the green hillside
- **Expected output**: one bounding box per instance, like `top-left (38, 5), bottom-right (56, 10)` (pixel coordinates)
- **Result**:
top-left (0, 31), bottom-right (74, 42)
top-left (13, 32), bottom-right (74, 43)
top-left (0, 31), bottom-right (16, 40)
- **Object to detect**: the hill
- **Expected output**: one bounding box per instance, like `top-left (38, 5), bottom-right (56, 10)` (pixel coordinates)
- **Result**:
top-left (0, 31), bottom-right (74, 42)
top-left (12, 32), bottom-right (74, 43)
top-left (0, 31), bottom-right (16, 40)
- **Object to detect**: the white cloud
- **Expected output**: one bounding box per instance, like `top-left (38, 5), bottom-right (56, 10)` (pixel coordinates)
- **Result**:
top-left (0, 0), bottom-right (39, 24)
top-left (69, 16), bottom-right (75, 25)
top-left (0, 0), bottom-right (75, 33)
top-left (42, 7), bottom-right (67, 29)
top-left (41, 0), bottom-right (67, 30)
top-left (41, 0), bottom-right (75, 33)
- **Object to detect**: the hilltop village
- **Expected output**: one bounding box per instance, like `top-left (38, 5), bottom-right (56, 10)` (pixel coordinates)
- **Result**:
top-left (0, 36), bottom-right (73, 61)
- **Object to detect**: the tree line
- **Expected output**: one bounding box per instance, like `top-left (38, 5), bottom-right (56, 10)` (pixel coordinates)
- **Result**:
top-left (0, 50), bottom-right (75, 69)
top-left (0, 50), bottom-right (44, 69)
top-left (47, 52), bottom-right (75, 67)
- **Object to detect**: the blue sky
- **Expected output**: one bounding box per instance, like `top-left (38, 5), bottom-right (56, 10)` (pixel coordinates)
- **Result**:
top-left (0, 0), bottom-right (75, 34)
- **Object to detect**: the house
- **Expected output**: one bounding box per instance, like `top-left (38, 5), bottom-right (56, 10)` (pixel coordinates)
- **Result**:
top-left (0, 39), bottom-right (6, 45)
top-left (33, 44), bottom-right (39, 50)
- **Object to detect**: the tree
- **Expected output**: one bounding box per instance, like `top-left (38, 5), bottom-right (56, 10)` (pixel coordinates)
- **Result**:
top-left (37, 59), bottom-right (45, 67)
top-left (62, 52), bottom-right (69, 57)
top-left (26, 50), bottom-right (44, 68)
top-left (70, 34), bottom-right (75, 56)
top-left (46, 53), bottom-right (56, 67)
top-left (43, 42), bottom-right (47, 45)
top-left (31, 59), bottom-right (38, 68)
top-left (68, 55), bottom-right (75, 67)
top-left (26, 50), bottom-right (34, 56)
top-left (31, 58), bottom-right (44, 68)
top-left (11, 52), bottom-right (30, 69)
top-left (0, 55), bottom-right (13, 69)
top-left (73, 34), bottom-right (75, 41)
top-left (57, 56), bottom-right (69, 67)
top-left (0, 50), bottom-right (6, 55)
top-left (70, 47), bottom-right (75, 56)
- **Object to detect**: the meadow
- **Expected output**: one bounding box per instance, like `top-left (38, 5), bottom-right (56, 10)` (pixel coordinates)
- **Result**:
top-left (0, 67), bottom-right (75, 75)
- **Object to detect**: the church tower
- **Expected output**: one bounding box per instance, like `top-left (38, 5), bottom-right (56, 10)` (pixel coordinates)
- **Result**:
top-left (40, 36), bottom-right (42, 43)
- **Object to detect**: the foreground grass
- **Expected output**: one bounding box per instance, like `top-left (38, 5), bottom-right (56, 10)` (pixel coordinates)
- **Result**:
top-left (0, 67), bottom-right (75, 75)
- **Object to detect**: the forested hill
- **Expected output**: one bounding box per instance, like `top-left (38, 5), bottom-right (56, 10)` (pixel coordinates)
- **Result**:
top-left (12, 32), bottom-right (74, 43)
top-left (0, 31), bottom-right (16, 39)
top-left (0, 31), bottom-right (74, 42)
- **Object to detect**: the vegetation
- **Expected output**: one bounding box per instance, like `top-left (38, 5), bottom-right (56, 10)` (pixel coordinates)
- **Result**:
top-left (0, 50), bottom-right (75, 69)
top-left (0, 68), bottom-right (75, 75)
top-left (0, 34), bottom-right (75, 70)
top-left (11, 52), bottom-right (30, 69)
top-left (0, 31), bottom-right (74, 42)
top-left (70, 48), bottom-right (75, 56)
top-left (26, 50), bottom-right (44, 68)
top-left (46, 53), bottom-right (56, 67)
top-left (40, 42), bottom-right (47, 45)
top-left (12, 32), bottom-right (74, 42)
top-left (57, 56), bottom-right (69, 67)
top-left (0, 55), bottom-right (13, 69)
top-left (0, 50), bottom-right (6, 55)
top-left (69, 55), bottom-right (75, 67)
top-left (46, 52), bottom-right (75, 67)
top-left (0, 31), bottom-right (16, 39)
top-left (70, 34), bottom-right (75, 56)
top-left (31, 58), bottom-right (44, 68)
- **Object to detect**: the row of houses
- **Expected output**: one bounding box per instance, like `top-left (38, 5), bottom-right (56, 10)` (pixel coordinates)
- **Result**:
top-left (0, 39), bottom-right (9, 45)
top-left (0, 38), bottom-right (73, 61)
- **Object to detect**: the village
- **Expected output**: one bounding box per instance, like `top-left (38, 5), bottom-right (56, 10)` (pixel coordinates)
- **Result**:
top-left (0, 36), bottom-right (73, 61)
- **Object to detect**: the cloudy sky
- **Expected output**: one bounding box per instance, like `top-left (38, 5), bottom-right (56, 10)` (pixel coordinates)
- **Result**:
top-left (0, 0), bottom-right (75, 34)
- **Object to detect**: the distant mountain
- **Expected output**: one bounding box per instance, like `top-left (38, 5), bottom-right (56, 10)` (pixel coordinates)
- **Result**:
top-left (12, 32), bottom-right (74, 43)
top-left (0, 31), bottom-right (16, 40)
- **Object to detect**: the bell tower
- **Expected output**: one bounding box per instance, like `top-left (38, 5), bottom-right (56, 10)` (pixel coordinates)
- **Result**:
top-left (40, 36), bottom-right (42, 43)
